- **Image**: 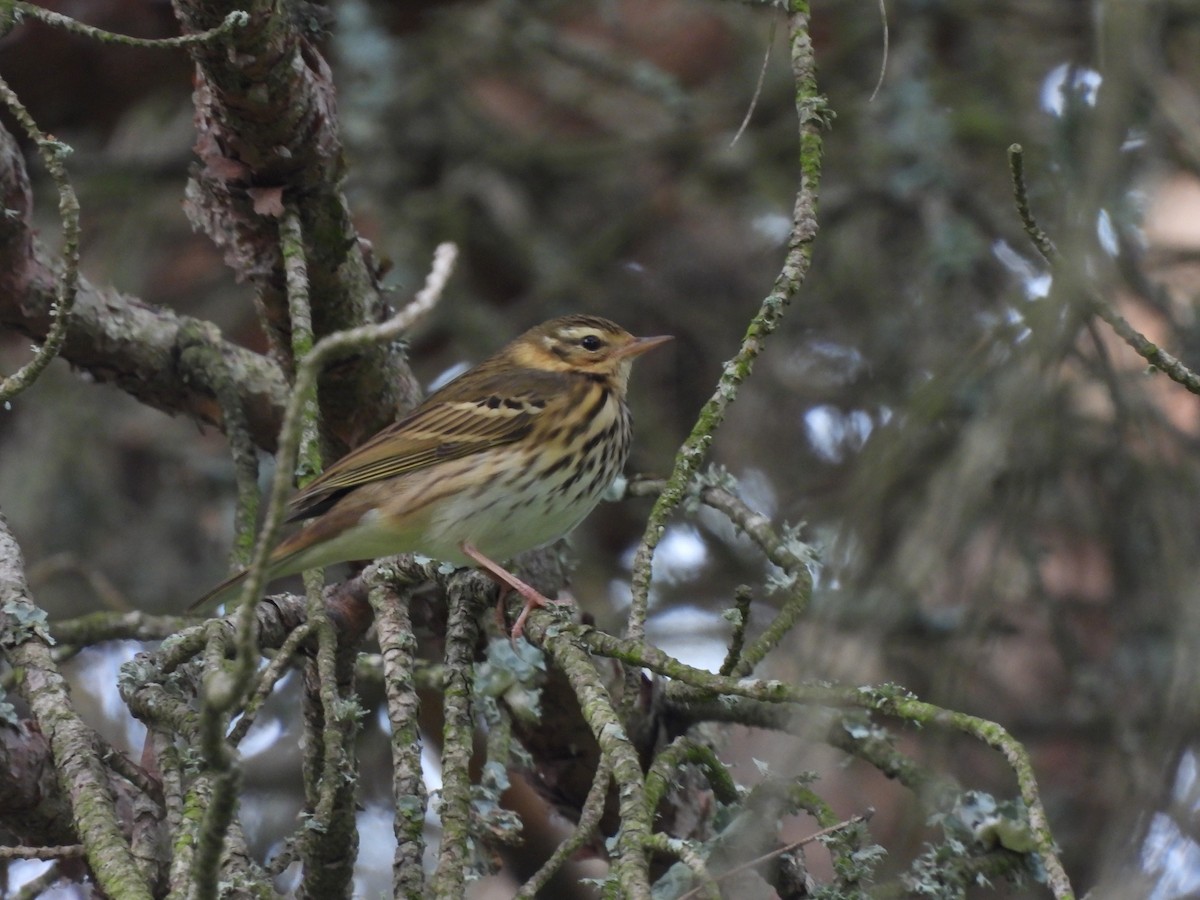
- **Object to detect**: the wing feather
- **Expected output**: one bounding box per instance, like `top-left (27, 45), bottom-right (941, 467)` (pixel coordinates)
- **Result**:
top-left (287, 367), bottom-right (562, 521)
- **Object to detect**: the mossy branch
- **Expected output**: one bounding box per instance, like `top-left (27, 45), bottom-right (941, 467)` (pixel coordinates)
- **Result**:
top-left (281, 204), bottom-right (357, 890)
top-left (624, 7), bottom-right (826, 645)
top-left (521, 615), bottom-right (1074, 899)
top-left (625, 476), bottom-right (814, 676)
top-left (538, 630), bottom-right (654, 899)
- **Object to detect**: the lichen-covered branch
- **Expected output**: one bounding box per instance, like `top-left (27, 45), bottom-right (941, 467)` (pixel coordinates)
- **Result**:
top-left (0, 75), bottom-right (79, 405)
top-left (366, 569), bottom-right (427, 899)
top-left (287, 221), bottom-right (362, 896)
top-left (0, 511), bottom-right (154, 899)
top-left (625, 5), bottom-right (827, 643)
top-left (520, 617), bottom-right (1074, 899)
top-left (173, 0), bottom-right (421, 457)
top-left (533, 626), bottom-right (654, 899)
top-left (297, 579), bottom-right (362, 900)
top-left (644, 738), bottom-right (740, 815)
top-left (877, 694), bottom-right (1075, 900)
top-left (0, 114), bottom-right (288, 447)
top-left (624, 476), bottom-right (814, 676)
top-left (431, 572), bottom-right (487, 896)
top-left (514, 758), bottom-right (612, 899)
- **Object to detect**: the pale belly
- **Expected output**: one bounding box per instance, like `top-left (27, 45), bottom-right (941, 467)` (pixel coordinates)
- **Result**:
top-left (419, 442), bottom-right (624, 564)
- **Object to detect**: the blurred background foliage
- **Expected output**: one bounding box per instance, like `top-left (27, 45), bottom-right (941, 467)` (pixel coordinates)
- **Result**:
top-left (3, 0), bottom-right (1200, 895)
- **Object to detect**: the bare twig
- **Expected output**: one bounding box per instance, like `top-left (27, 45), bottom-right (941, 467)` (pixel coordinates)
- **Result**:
top-left (676, 812), bottom-right (872, 900)
top-left (0, 844), bottom-right (85, 860)
top-left (729, 21), bottom-right (775, 149)
top-left (868, 0), bottom-right (889, 102)
top-left (1008, 144), bottom-right (1056, 262)
top-left (1008, 143), bottom-right (1200, 396)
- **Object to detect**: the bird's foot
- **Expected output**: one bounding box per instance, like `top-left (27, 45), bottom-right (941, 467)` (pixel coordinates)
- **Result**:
top-left (461, 542), bottom-right (555, 642)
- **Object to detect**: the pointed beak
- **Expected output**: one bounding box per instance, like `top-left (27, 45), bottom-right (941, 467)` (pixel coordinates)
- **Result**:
top-left (615, 333), bottom-right (673, 359)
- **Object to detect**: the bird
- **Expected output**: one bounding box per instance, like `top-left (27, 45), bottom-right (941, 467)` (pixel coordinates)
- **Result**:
top-left (193, 314), bottom-right (672, 639)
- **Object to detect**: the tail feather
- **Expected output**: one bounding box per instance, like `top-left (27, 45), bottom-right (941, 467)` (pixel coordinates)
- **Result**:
top-left (189, 568), bottom-right (253, 615)
top-left (189, 538), bottom-right (318, 615)
top-left (190, 498), bottom-right (398, 615)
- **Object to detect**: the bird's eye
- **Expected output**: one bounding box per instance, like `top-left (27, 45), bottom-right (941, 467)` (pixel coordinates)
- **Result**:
top-left (580, 335), bottom-right (603, 351)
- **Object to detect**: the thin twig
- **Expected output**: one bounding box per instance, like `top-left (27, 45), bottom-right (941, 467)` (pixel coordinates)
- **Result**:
top-left (192, 623), bottom-right (239, 899)
top-left (1007, 144), bottom-right (1056, 262)
top-left (0, 75), bottom-right (79, 404)
top-left (1008, 143), bottom-right (1200, 396)
top-left (625, 476), bottom-right (812, 676)
top-left (514, 758), bottom-right (613, 898)
top-left (12, 861), bottom-right (65, 900)
top-left (675, 812), bottom-right (872, 900)
top-left (216, 239), bottom-right (457, 709)
top-left (648, 834), bottom-right (720, 900)
top-left (226, 621), bottom-right (314, 746)
top-left (280, 204), bottom-right (360, 894)
top-left (280, 205), bottom-right (322, 483)
top-left (729, 20), bottom-right (775, 149)
top-left (0, 845), bottom-right (86, 860)
top-left (868, 0), bottom-right (889, 102)
top-left (14, 4), bottom-right (247, 49)
top-left (625, 10), bottom-right (827, 650)
top-left (175, 324), bottom-right (261, 568)
top-left (719, 585), bottom-right (753, 676)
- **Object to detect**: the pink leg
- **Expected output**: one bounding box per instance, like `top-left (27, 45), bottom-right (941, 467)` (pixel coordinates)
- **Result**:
top-left (493, 584), bottom-right (511, 633)
top-left (460, 542), bottom-right (551, 641)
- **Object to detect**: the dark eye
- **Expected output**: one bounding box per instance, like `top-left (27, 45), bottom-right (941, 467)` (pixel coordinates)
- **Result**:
top-left (580, 334), bottom-right (603, 351)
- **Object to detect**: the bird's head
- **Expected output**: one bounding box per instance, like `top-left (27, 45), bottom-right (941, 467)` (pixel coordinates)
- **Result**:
top-left (509, 315), bottom-right (672, 390)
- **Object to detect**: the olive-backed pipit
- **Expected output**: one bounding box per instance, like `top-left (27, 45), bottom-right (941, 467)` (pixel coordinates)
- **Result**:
top-left (194, 314), bottom-right (671, 638)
